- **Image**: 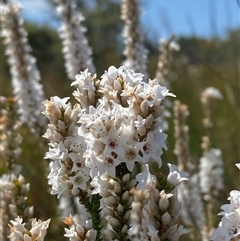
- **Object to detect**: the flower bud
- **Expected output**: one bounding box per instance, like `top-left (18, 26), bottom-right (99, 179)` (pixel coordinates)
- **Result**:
top-left (57, 120), bottom-right (66, 132)
top-left (121, 224), bottom-right (128, 234)
top-left (145, 114), bottom-right (153, 128)
top-left (114, 182), bottom-right (121, 194)
top-left (108, 217), bottom-right (120, 228)
top-left (140, 101), bottom-right (148, 116)
top-left (123, 210), bottom-right (131, 221)
top-left (159, 190), bottom-right (172, 211)
top-left (161, 212), bottom-right (171, 225)
top-left (126, 179), bottom-right (137, 189)
top-left (117, 204), bottom-right (124, 214)
top-left (122, 191), bottom-right (129, 201)
top-left (76, 224), bottom-right (85, 238)
top-left (108, 196), bottom-right (118, 206)
top-left (122, 173), bottom-right (130, 183)
top-left (85, 229), bottom-right (97, 241)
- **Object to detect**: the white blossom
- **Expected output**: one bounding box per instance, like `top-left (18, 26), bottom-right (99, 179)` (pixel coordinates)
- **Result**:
top-left (0, 2), bottom-right (45, 135)
top-left (55, 0), bottom-right (95, 80)
top-left (167, 163), bottom-right (188, 186)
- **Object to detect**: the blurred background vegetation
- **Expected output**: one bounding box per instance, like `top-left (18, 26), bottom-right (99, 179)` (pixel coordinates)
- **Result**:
top-left (1, 0), bottom-right (239, 240)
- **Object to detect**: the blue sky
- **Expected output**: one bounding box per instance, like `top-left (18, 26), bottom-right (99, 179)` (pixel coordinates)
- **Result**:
top-left (16, 0), bottom-right (239, 39)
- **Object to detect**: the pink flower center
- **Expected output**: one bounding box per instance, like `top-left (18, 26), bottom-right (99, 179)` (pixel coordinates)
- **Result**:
top-left (76, 162), bottom-right (82, 168)
top-left (104, 157), bottom-right (114, 167)
top-left (146, 93), bottom-right (155, 101)
top-left (143, 143), bottom-right (151, 154)
top-left (109, 139), bottom-right (118, 149)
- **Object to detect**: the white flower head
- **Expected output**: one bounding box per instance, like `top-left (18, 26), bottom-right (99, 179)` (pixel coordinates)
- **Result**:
top-left (167, 163), bottom-right (188, 186)
top-left (122, 144), bottom-right (143, 172)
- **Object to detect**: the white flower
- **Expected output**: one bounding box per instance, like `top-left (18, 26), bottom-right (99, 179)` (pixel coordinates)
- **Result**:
top-left (90, 173), bottom-right (114, 196)
top-left (236, 163), bottom-right (240, 170)
top-left (137, 131), bottom-right (167, 166)
top-left (70, 170), bottom-right (90, 192)
top-left (92, 153), bottom-right (121, 177)
top-left (167, 163), bottom-right (188, 186)
top-left (100, 126), bottom-right (128, 158)
top-left (9, 217), bottom-right (50, 241)
top-left (101, 65), bottom-right (119, 85)
top-left (122, 143), bottom-right (143, 171)
top-left (45, 142), bottom-right (68, 161)
top-left (68, 152), bottom-right (89, 174)
top-left (147, 224), bottom-right (159, 240)
top-left (211, 209), bottom-right (240, 241)
top-left (134, 115), bottom-right (146, 136)
top-left (136, 164), bottom-right (156, 190)
top-left (66, 135), bottom-right (87, 153)
top-left (64, 225), bottom-right (80, 239)
top-left (138, 83), bottom-right (174, 107)
top-left (51, 96), bottom-right (70, 108)
top-left (218, 190), bottom-right (240, 216)
top-left (165, 224), bottom-right (188, 241)
top-left (199, 148), bottom-right (224, 200)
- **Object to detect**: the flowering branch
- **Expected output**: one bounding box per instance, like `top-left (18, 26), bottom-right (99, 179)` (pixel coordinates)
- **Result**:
top-left (55, 0), bottom-right (95, 80)
top-left (0, 2), bottom-right (46, 137)
top-left (121, 0), bottom-right (148, 80)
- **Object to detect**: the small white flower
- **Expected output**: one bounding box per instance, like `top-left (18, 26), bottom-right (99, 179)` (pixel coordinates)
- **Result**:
top-left (218, 190), bottom-right (240, 216)
top-left (93, 153), bottom-right (121, 177)
top-left (91, 173), bottom-right (113, 195)
top-left (45, 142), bottom-right (68, 161)
top-left (211, 209), bottom-right (240, 241)
top-left (9, 217), bottom-right (50, 241)
top-left (66, 136), bottom-right (86, 153)
top-left (165, 224), bottom-right (188, 241)
top-left (137, 131), bottom-right (167, 166)
top-left (69, 170), bottom-right (90, 192)
top-left (138, 83), bottom-right (165, 107)
top-left (100, 126), bottom-right (128, 158)
top-left (167, 163), bottom-right (188, 186)
top-left (122, 143), bottom-right (143, 171)
top-left (136, 164), bottom-right (156, 190)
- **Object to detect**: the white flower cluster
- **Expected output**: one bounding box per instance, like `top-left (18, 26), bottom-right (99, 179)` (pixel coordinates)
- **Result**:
top-left (173, 100), bottom-right (207, 239)
top-left (0, 96), bottom-right (22, 172)
top-left (8, 216), bottom-right (50, 241)
top-left (199, 148), bottom-right (224, 201)
top-left (43, 65), bottom-right (174, 198)
top-left (0, 2), bottom-right (46, 135)
top-left (55, 0), bottom-right (95, 80)
top-left (43, 66), bottom-right (188, 240)
top-left (129, 164), bottom-right (188, 241)
top-left (0, 174), bottom-right (34, 240)
top-left (211, 189), bottom-right (240, 240)
top-left (121, 0), bottom-right (148, 80)
top-left (63, 214), bottom-right (96, 241)
top-left (156, 37), bottom-right (180, 86)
